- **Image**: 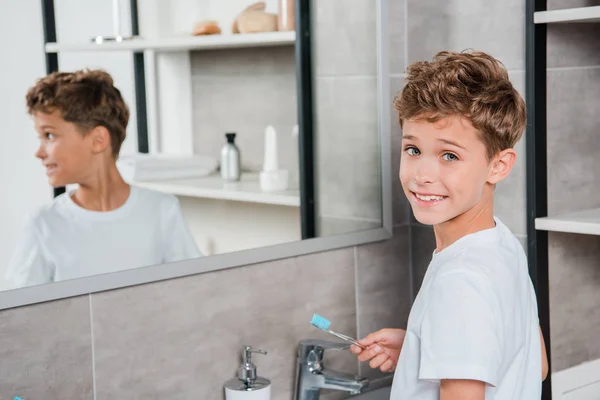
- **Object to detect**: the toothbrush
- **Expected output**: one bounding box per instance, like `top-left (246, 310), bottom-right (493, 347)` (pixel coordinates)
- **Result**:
top-left (310, 314), bottom-right (366, 349)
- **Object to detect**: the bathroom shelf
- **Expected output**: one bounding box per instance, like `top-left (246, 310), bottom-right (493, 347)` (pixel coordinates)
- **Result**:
top-left (44, 31), bottom-right (296, 53)
top-left (535, 208), bottom-right (600, 235)
top-left (534, 6), bottom-right (600, 24)
top-left (133, 173), bottom-right (300, 207)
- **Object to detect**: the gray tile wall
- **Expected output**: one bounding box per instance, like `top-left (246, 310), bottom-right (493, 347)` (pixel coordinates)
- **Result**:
top-left (0, 243), bottom-right (411, 399)
top-left (0, 297), bottom-right (94, 399)
top-left (547, 0), bottom-right (600, 10)
top-left (355, 227), bottom-right (411, 381)
top-left (314, 0), bottom-right (382, 231)
top-left (92, 249), bottom-right (359, 399)
top-left (546, 18), bottom-right (600, 371)
top-left (548, 232), bottom-right (600, 371)
top-left (407, 0), bottom-right (525, 71)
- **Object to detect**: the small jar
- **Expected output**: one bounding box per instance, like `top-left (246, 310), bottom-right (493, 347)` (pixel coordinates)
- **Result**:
top-left (277, 0), bottom-right (295, 31)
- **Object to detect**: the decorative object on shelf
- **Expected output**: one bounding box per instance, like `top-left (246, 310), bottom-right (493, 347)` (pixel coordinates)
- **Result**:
top-left (232, 2), bottom-right (278, 34)
top-left (91, 0), bottom-right (133, 43)
top-left (192, 20), bottom-right (222, 36)
top-left (277, 0), bottom-right (295, 31)
top-left (232, 2), bottom-right (267, 33)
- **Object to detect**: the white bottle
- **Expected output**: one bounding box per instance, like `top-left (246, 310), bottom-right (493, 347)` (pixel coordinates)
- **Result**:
top-left (221, 132), bottom-right (241, 182)
top-left (224, 346), bottom-right (271, 400)
top-left (259, 125), bottom-right (288, 192)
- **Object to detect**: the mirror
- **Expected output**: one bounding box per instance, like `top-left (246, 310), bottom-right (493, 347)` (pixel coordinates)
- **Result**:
top-left (0, 0), bottom-right (390, 304)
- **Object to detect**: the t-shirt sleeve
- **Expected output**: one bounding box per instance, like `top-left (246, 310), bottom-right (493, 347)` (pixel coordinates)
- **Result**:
top-left (419, 270), bottom-right (504, 386)
top-left (162, 198), bottom-right (203, 262)
top-left (4, 216), bottom-right (55, 288)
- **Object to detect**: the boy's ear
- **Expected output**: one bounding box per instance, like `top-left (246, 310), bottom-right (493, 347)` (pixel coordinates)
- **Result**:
top-left (487, 148), bottom-right (517, 184)
top-left (89, 126), bottom-right (112, 154)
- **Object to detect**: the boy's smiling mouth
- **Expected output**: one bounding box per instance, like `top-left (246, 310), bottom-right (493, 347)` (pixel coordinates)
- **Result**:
top-left (410, 191), bottom-right (448, 205)
top-left (44, 163), bottom-right (58, 175)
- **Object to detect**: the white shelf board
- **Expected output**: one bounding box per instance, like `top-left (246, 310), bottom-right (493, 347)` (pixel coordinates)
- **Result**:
top-left (45, 31), bottom-right (296, 53)
top-left (534, 6), bottom-right (600, 24)
top-left (535, 208), bottom-right (600, 235)
top-left (133, 173), bottom-right (300, 207)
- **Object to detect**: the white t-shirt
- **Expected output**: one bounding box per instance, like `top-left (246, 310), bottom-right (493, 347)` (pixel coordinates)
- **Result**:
top-left (5, 186), bottom-right (202, 288)
top-left (390, 217), bottom-right (541, 400)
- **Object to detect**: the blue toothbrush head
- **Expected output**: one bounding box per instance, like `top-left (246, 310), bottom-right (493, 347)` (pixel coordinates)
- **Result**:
top-left (311, 313), bottom-right (331, 331)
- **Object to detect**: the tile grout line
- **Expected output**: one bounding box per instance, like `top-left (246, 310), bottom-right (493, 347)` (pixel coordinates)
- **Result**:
top-left (399, 0), bottom-right (414, 303)
top-left (193, 73), bottom-right (384, 80)
top-left (353, 245), bottom-right (362, 376)
top-left (408, 221), bottom-right (415, 304)
top-left (394, 69), bottom-right (522, 76)
top-left (190, 73), bottom-right (296, 80)
top-left (314, 74), bottom-right (380, 80)
top-left (354, 245), bottom-right (361, 338)
top-left (89, 294), bottom-right (97, 400)
top-left (404, 0), bottom-right (408, 71)
top-left (320, 213), bottom-right (382, 223)
top-left (547, 65), bottom-right (600, 72)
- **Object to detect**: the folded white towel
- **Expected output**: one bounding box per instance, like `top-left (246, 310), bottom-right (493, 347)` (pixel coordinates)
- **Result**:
top-left (117, 153), bottom-right (218, 182)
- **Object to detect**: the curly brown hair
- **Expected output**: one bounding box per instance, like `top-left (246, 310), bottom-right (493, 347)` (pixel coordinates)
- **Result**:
top-left (26, 69), bottom-right (130, 157)
top-left (394, 50), bottom-right (526, 160)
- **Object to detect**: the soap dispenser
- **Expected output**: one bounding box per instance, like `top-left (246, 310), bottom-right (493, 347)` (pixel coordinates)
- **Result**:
top-left (224, 345), bottom-right (271, 400)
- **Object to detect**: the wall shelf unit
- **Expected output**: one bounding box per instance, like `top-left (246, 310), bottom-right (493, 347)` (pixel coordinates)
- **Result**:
top-left (535, 208), bottom-right (600, 235)
top-left (534, 6), bottom-right (600, 24)
top-left (134, 173), bottom-right (300, 207)
top-left (45, 31), bottom-right (296, 53)
top-left (527, 2), bottom-right (600, 399)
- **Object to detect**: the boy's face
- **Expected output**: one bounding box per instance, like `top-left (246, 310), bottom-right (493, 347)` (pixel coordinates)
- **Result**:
top-left (33, 112), bottom-right (95, 188)
top-left (399, 116), bottom-right (499, 226)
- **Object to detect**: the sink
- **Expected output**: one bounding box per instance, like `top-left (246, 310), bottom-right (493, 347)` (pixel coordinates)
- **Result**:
top-left (350, 386), bottom-right (391, 400)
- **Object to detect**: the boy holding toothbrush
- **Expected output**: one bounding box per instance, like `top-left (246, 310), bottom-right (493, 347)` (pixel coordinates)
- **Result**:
top-left (351, 50), bottom-right (549, 399)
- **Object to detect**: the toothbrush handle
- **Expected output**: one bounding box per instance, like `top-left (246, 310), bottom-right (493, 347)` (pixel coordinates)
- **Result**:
top-left (327, 329), bottom-right (365, 349)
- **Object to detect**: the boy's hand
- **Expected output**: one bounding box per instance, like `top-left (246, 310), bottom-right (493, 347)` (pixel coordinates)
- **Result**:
top-left (350, 328), bottom-right (406, 373)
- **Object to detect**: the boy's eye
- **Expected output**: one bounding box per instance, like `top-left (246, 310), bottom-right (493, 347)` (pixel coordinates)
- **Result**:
top-left (442, 153), bottom-right (459, 161)
top-left (45, 132), bottom-right (55, 140)
top-left (405, 146), bottom-right (420, 156)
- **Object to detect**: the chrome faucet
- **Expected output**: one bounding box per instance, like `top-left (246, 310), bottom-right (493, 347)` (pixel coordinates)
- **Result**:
top-left (294, 339), bottom-right (369, 400)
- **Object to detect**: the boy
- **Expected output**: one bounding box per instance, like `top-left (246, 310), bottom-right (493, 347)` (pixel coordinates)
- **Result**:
top-left (351, 51), bottom-right (548, 399)
top-left (5, 69), bottom-right (201, 288)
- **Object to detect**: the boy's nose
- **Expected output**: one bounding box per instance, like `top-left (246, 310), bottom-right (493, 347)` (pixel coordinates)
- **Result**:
top-left (35, 146), bottom-right (46, 160)
top-left (414, 161), bottom-right (437, 185)
top-left (415, 173), bottom-right (434, 185)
